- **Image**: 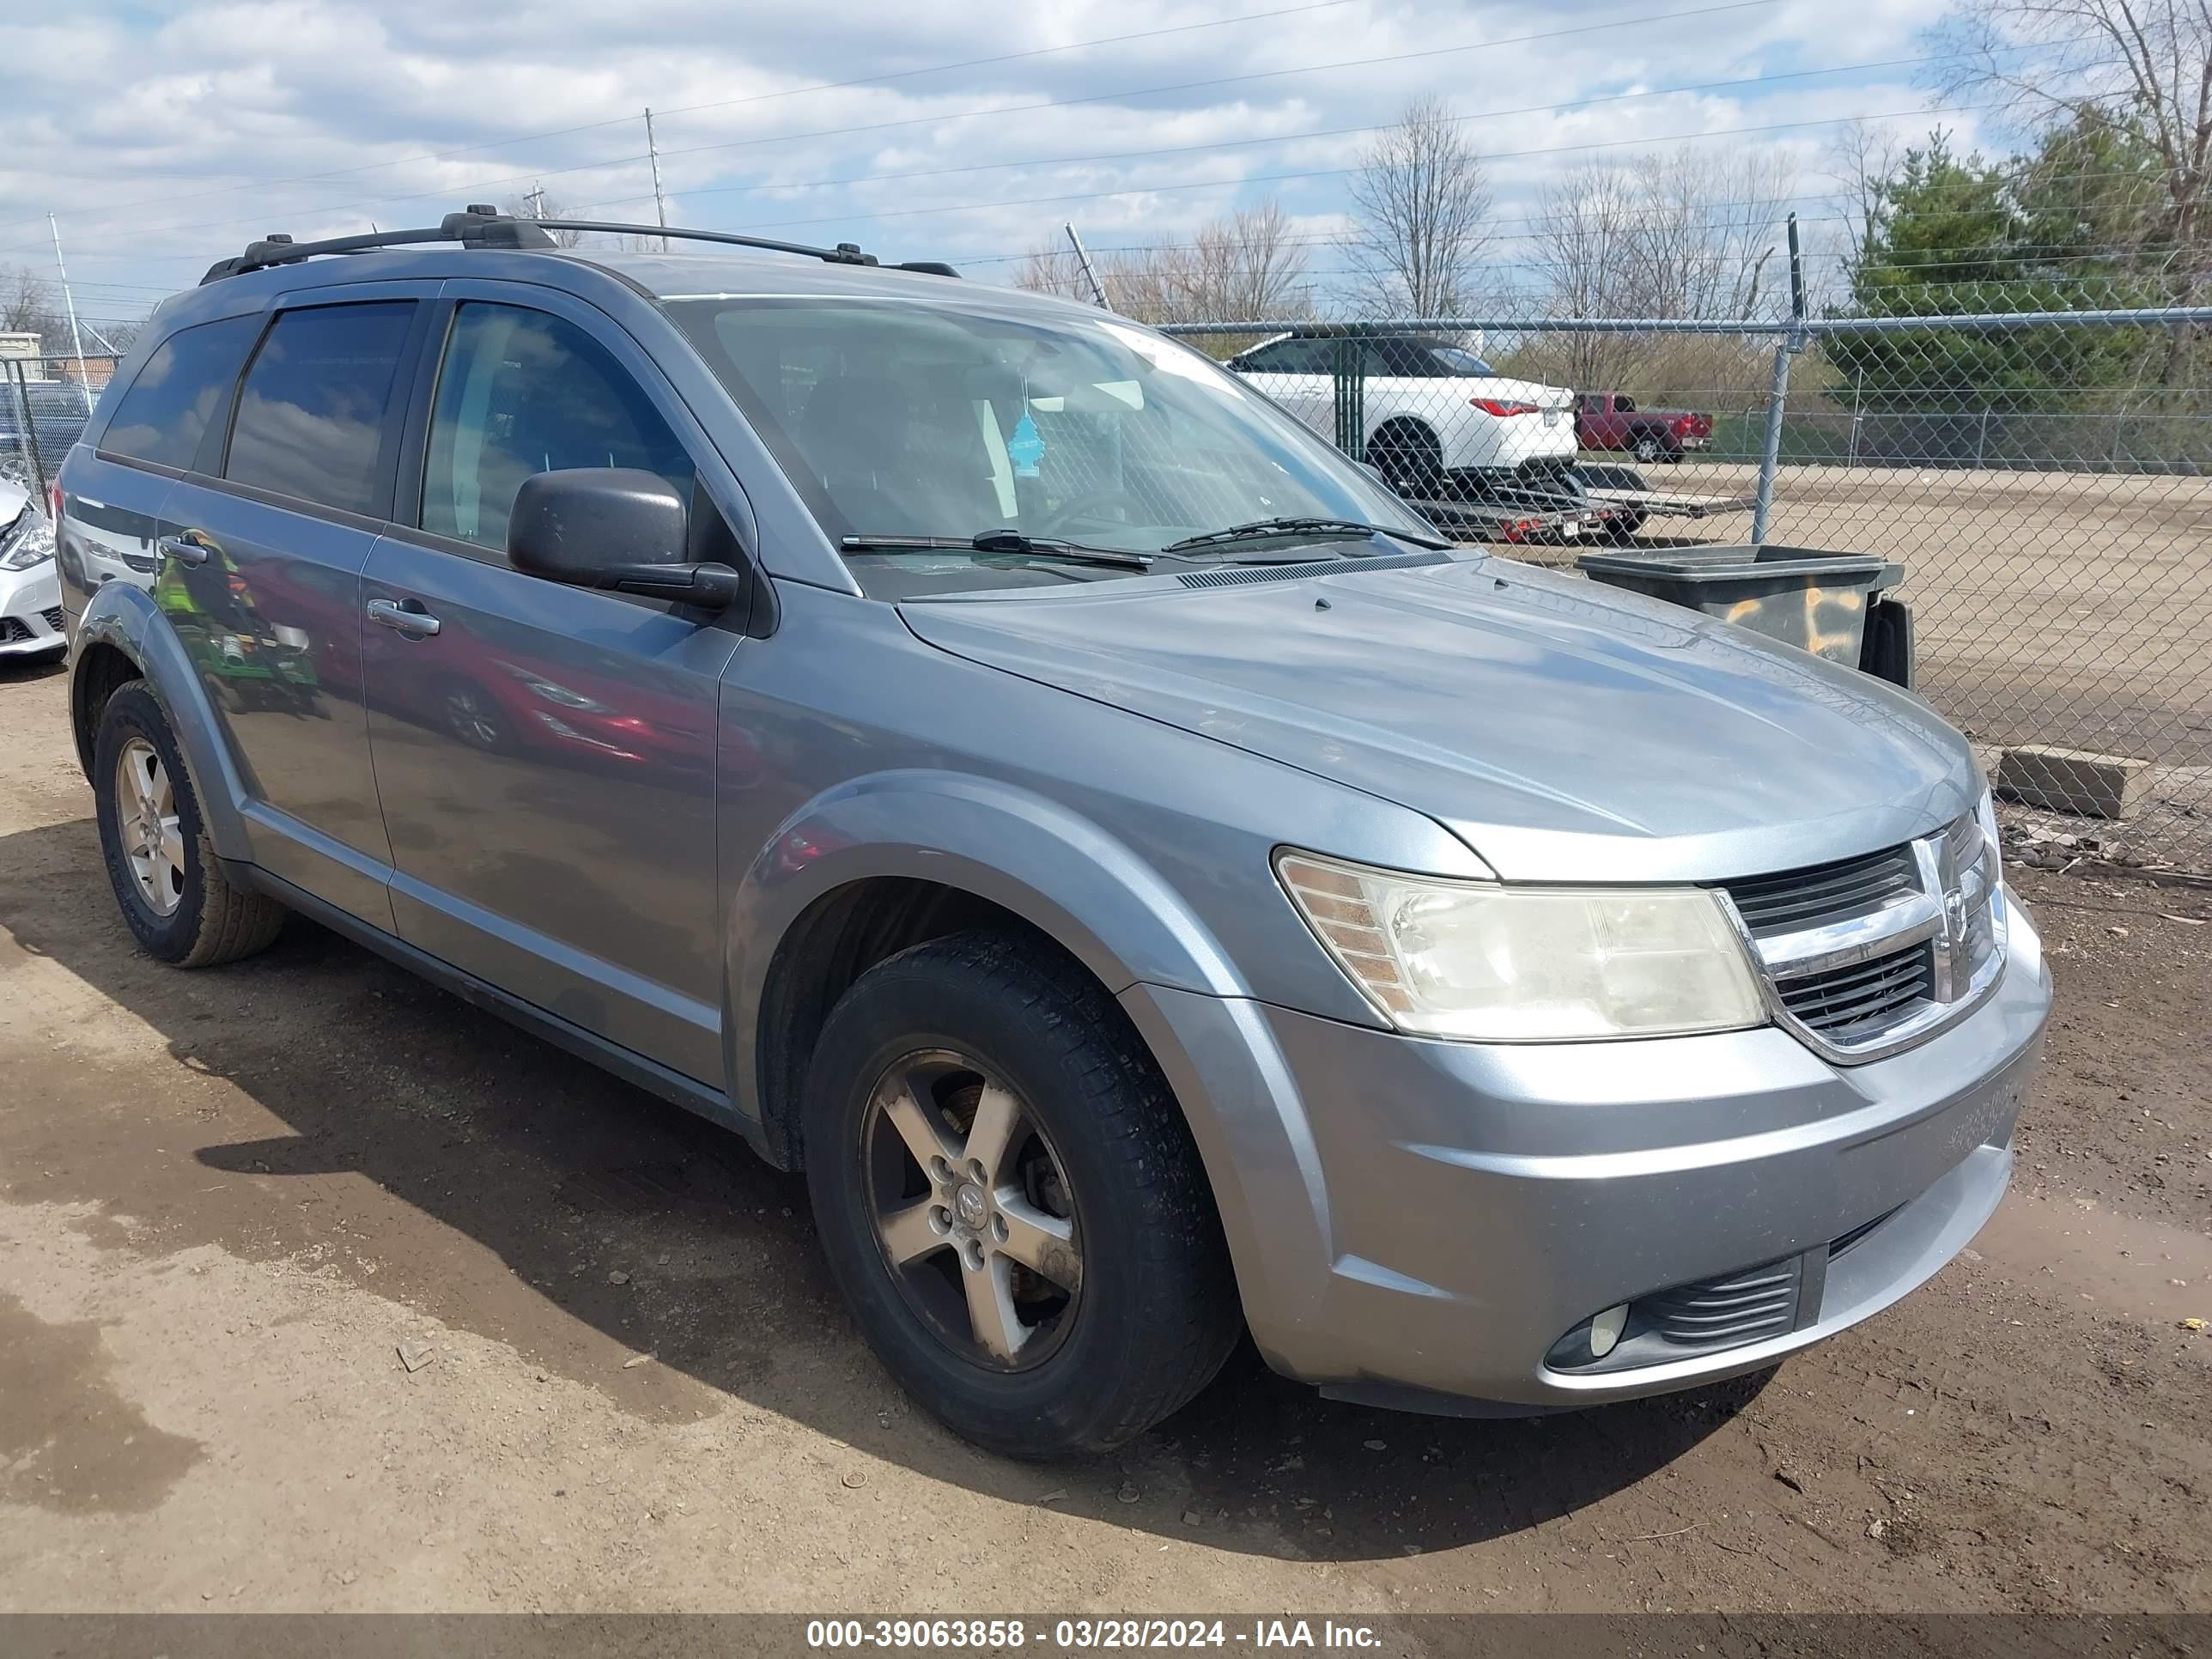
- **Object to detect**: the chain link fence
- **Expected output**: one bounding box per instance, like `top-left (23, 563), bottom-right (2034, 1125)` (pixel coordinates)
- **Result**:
top-left (1163, 306), bottom-right (2212, 872)
top-left (5, 315), bottom-right (2207, 868)
top-left (1, 352), bottom-right (116, 499)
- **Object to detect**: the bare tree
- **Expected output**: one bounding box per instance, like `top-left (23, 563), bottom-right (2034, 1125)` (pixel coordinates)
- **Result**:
top-left (502, 190), bottom-right (592, 248)
top-left (1014, 204), bottom-right (1313, 325)
top-left (1826, 118), bottom-right (1905, 270)
top-left (2, 267), bottom-right (58, 343)
top-left (1343, 96), bottom-right (1495, 315)
top-left (1183, 201), bottom-right (1311, 319)
top-left (1521, 148), bottom-right (1795, 394)
top-left (1013, 240), bottom-right (1097, 302)
top-left (1526, 162), bottom-right (1647, 387)
top-left (1931, 0), bottom-right (2212, 381)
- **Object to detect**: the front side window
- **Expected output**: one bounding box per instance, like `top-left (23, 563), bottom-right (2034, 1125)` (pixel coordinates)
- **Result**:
top-left (422, 304), bottom-right (695, 552)
top-left (666, 295), bottom-right (1430, 590)
top-left (225, 302), bottom-right (416, 516)
top-left (100, 314), bottom-right (261, 471)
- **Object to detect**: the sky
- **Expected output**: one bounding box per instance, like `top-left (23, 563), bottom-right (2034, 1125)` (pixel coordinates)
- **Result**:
top-left (0, 0), bottom-right (1993, 337)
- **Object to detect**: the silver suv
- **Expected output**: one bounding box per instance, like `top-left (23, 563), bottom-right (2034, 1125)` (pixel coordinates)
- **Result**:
top-left (54, 209), bottom-right (2051, 1458)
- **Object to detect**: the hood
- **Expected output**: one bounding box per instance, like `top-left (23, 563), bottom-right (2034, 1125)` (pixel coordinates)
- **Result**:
top-left (0, 477), bottom-right (27, 522)
top-left (899, 555), bottom-right (1977, 883)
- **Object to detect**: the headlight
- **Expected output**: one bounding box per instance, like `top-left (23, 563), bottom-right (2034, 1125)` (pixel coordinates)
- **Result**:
top-left (1275, 851), bottom-right (1767, 1042)
top-left (0, 507), bottom-right (55, 571)
top-left (1975, 786), bottom-right (2002, 885)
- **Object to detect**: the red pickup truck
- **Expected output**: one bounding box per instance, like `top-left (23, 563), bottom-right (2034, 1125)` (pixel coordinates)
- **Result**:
top-left (1576, 393), bottom-right (1713, 463)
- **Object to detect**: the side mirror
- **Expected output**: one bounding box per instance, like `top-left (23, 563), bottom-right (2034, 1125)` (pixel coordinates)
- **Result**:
top-left (507, 468), bottom-right (743, 610)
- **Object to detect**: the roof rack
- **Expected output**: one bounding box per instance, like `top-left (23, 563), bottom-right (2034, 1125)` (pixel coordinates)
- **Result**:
top-left (200, 204), bottom-right (958, 285)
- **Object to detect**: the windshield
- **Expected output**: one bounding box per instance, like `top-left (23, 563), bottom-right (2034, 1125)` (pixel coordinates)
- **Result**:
top-left (663, 294), bottom-right (1436, 590)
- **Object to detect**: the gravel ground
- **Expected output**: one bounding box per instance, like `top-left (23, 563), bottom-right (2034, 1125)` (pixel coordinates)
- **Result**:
top-left (1, 653), bottom-right (2207, 1619)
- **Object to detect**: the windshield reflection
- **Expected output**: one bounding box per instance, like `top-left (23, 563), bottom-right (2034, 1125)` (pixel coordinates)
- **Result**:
top-left (665, 295), bottom-right (1434, 588)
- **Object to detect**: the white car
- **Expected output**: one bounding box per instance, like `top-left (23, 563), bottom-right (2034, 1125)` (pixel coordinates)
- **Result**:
top-left (0, 477), bottom-right (64, 660)
top-left (1224, 332), bottom-right (1577, 500)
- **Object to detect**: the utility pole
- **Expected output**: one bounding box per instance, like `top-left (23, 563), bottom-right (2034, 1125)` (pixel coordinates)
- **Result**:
top-left (644, 109), bottom-right (669, 252)
top-left (1064, 222), bottom-right (1111, 311)
top-left (1749, 212), bottom-right (1805, 547)
top-left (524, 183), bottom-right (546, 222)
top-left (49, 214), bottom-right (93, 416)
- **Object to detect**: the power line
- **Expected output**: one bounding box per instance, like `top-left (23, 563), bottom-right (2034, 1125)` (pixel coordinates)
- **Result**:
top-left (0, 0), bottom-right (1375, 234)
top-left (568, 50), bottom-right (2005, 215)
top-left (671, 104), bottom-right (2001, 240)
top-left (0, 0), bottom-right (1785, 259)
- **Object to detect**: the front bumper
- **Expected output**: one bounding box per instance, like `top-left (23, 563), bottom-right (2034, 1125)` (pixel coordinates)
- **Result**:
top-left (1121, 890), bottom-right (2051, 1412)
top-left (0, 558), bottom-right (64, 656)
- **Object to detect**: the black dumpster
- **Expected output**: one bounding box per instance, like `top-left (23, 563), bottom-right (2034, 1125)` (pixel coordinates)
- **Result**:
top-left (1575, 544), bottom-right (1912, 687)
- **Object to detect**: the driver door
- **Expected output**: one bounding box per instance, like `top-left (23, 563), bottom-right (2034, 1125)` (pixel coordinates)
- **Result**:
top-left (361, 292), bottom-right (742, 1085)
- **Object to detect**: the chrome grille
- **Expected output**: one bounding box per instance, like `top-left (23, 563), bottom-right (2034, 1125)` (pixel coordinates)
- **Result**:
top-left (1722, 811), bottom-right (2005, 1064)
top-left (1776, 943), bottom-right (1936, 1040)
top-left (1725, 846), bottom-right (1917, 936)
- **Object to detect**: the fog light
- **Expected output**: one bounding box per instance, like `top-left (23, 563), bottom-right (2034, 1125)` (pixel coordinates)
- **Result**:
top-left (1589, 1304), bottom-right (1629, 1359)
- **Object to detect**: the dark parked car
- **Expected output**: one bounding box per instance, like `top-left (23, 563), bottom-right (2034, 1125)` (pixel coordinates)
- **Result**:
top-left (53, 209), bottom-right (2049, 1458)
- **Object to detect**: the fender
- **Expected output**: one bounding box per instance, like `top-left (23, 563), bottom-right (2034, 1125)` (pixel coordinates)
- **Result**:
top-left (726, 769), bottom-right (1351, 1346)
top-left (726, 767), bottom-right (1248, 1120)
top-left (71, 579), bottom-right (255, 862)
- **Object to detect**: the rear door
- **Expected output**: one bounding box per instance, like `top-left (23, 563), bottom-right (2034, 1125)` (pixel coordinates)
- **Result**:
top-left (155, 288), bottom-right (434, 923)
top-left (360, 286), bottom-right (741, 1085)
top-left (59, 313), bottom-right (264, 612)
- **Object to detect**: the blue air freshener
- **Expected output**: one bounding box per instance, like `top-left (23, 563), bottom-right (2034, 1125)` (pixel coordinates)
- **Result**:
top-left (1007, 412), bottom-right (1045, 478)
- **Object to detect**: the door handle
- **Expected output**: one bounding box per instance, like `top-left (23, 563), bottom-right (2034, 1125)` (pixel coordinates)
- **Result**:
top-left (157, 534), bottom-right (210, 567)
top-left (366, 597), bottom-right (441, 636)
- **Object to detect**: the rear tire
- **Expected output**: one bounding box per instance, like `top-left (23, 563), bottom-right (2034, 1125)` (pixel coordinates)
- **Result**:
top-left (803, 931), bottom-right (1240, 1458)
top-left (94, 684), bottom-right (286, 966)
top-left (1632, 433), bottom-right (1668, 465)
top-left (1368, 422), bottom-right (1443, 502)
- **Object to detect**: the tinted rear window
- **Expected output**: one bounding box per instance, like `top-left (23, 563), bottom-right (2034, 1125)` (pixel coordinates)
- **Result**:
top-left (224, 301), bottom-right (416, 517)
top-left (99, 314), bottom-right (261, 471)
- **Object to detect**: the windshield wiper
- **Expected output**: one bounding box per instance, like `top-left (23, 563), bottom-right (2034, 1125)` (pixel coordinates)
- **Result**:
top-left (840, 531), bottom-right (1152, 569)
top-left (1161, 517), bottom-right (1451, 554)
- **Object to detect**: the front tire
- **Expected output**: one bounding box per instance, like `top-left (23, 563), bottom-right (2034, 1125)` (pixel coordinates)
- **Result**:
top-left (803, 932), bottom-right (1239, 1458)
top-left (93, 683), bottom-right (285, 966)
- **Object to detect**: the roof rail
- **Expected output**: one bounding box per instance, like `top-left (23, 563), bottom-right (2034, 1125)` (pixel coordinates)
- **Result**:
top-left (201, 206), bottom-right (556, 283)
top-left (200, 204), bottom-right (958, 285)
top-left (522, 218), bottom-right (957, 276)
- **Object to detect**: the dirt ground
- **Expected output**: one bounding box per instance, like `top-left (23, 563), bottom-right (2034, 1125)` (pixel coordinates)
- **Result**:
top-left (1, 653), bottom-right (2209, 1619)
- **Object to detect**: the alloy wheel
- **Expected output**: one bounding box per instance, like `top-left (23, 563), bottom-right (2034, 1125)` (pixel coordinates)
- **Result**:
top-left (114, 737), bottom-right (185, 917)
top-left (860, 1048), bottom-right (1083, 1370)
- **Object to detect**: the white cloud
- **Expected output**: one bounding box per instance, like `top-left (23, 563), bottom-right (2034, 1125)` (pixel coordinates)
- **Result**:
top-left (0, 0), bottom-right (1974, 322)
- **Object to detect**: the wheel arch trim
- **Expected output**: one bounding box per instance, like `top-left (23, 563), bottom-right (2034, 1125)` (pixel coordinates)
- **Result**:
top-left (725, 769), bottom-right (1248, 1136)
top-left (70, 580), bottom-right (254, 860)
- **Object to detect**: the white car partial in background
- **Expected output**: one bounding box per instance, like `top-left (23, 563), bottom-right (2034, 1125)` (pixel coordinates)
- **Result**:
top-left (1224, 331), bottom-right (1578, 500)
top-left (0, 477), bottom-right (64, 660)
